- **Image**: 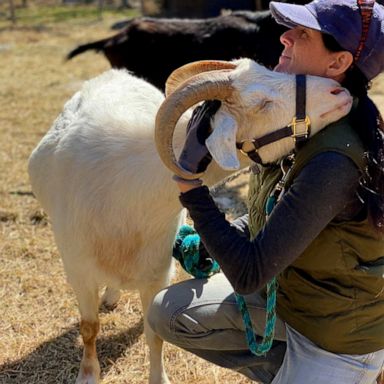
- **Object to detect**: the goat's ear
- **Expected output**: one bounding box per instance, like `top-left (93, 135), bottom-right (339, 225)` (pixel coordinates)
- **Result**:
top-left (206, 114), bottom-right (240, 170)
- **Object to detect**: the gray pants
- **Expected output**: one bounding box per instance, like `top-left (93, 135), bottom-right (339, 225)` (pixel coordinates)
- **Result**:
top-left (148, 273), bottom-right (384, 384)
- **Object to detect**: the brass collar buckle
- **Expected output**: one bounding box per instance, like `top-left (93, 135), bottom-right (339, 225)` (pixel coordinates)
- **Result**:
top-left (289, 115), bottom-right (311, 142)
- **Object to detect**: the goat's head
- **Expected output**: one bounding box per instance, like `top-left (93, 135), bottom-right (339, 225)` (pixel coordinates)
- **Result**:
top-left (155, 58), bottom-right (353, 180)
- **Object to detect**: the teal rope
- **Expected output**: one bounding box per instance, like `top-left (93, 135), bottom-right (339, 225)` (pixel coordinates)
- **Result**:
top-left (234, 279), bottom-right (277, 355)
top-left (172, 224), bottom-right (277, 356)
top-left (172, 224), bottom-right (220, 279)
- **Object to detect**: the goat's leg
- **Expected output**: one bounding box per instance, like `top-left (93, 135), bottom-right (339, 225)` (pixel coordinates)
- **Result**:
top-left (377, 370), bottom-right (384, 384)
top-left (140, 282), bottom-right (171, 384)
top-left (72, 282), bottom-right (101, 384)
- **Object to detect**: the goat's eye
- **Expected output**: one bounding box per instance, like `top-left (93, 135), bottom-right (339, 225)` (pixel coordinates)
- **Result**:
top-left (260, 100), bottom-right (272, 110)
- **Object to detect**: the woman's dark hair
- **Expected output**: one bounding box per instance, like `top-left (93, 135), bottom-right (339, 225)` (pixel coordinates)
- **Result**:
top-left (322, 33), bottom-right (384, 233)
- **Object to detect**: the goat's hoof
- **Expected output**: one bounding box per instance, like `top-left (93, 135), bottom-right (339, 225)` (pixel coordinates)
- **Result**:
top-left (149, 379), bottom-right (171, 384)
top-left (75, 373), bottom-right (99, 384)
top-left (100, 287), bottom-right (120, 311)
top-left (149, 373), bottom-right (171, 384)
top-left (76, 359), bottom-right (100, 384)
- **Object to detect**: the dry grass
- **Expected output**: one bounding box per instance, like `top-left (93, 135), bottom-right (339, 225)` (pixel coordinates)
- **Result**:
top-left (0, 9), bottom-right (383, 384)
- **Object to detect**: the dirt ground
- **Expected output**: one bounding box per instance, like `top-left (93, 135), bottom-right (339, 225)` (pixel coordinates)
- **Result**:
top-left (0, 11), bottom-right (383, 384)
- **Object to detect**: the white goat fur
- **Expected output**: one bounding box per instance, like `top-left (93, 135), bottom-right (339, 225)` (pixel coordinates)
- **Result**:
top-left (28, 60), bottom-right (352, 384)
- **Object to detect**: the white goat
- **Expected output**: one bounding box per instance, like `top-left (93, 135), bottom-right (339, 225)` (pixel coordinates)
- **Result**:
top-left (28, 58), bottom-right (353, 384)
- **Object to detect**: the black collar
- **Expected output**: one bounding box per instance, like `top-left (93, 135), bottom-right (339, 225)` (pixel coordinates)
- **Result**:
top-left (236, 74), bottom-right (311, 164)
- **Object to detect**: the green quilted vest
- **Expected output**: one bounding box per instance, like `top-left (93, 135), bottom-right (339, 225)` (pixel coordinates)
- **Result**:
top-left (248, 115), bottom-right (384, 354)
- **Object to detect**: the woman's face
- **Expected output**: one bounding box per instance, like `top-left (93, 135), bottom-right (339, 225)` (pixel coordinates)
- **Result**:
top-left (274, 27), bottom-right (345, 79)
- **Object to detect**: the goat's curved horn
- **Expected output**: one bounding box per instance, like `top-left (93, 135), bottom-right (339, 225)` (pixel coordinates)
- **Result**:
top-left (165, 60), bottom-right (237, 97)
top-left (156, 70), bottom-right (234, 180)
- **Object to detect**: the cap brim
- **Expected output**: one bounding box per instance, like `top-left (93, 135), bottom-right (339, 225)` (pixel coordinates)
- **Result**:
top-left (269, 1), bottom-right (321, 31)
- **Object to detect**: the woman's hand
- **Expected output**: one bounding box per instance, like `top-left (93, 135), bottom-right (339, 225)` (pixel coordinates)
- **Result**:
top-left (173, 100), bottom-right (221, 192)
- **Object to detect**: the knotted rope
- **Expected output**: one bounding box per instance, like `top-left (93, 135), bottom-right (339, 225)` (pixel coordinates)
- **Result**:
top-left (173, 224), bottom-right (220, 279)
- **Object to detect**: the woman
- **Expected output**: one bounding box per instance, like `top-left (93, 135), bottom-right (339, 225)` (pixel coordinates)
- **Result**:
top-left (148, 1), bottom-right (384, 383)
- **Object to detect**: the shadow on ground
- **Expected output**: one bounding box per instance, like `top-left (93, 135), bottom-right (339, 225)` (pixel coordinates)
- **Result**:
top-left (0, 318), bottom-right (144, 384)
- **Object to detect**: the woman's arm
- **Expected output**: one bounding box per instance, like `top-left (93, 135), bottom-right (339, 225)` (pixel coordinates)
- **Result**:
top-left (179, 151), bottom-right (361, 295)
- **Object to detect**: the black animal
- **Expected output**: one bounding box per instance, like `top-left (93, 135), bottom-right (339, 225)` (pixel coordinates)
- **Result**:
top-left (66, 0), bottom-right (384, 91)
top-left (67, 10), bottom-right (289, 90)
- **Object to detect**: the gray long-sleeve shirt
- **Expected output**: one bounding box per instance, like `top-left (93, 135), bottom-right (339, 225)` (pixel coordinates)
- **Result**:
top-left (179, 152), bottom-right (363, 295)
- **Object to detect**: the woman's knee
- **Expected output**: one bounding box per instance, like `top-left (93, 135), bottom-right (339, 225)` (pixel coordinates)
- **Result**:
top-left (147, 287), bottom-right (176, 342)
top-left (148, 274), bottom-right (236, 345)
top-left (147, 277), bottom-right (200, 342)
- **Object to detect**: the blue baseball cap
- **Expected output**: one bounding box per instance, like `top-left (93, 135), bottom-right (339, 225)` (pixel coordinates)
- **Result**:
top-left (270, 0), bottom-right (384, 80)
